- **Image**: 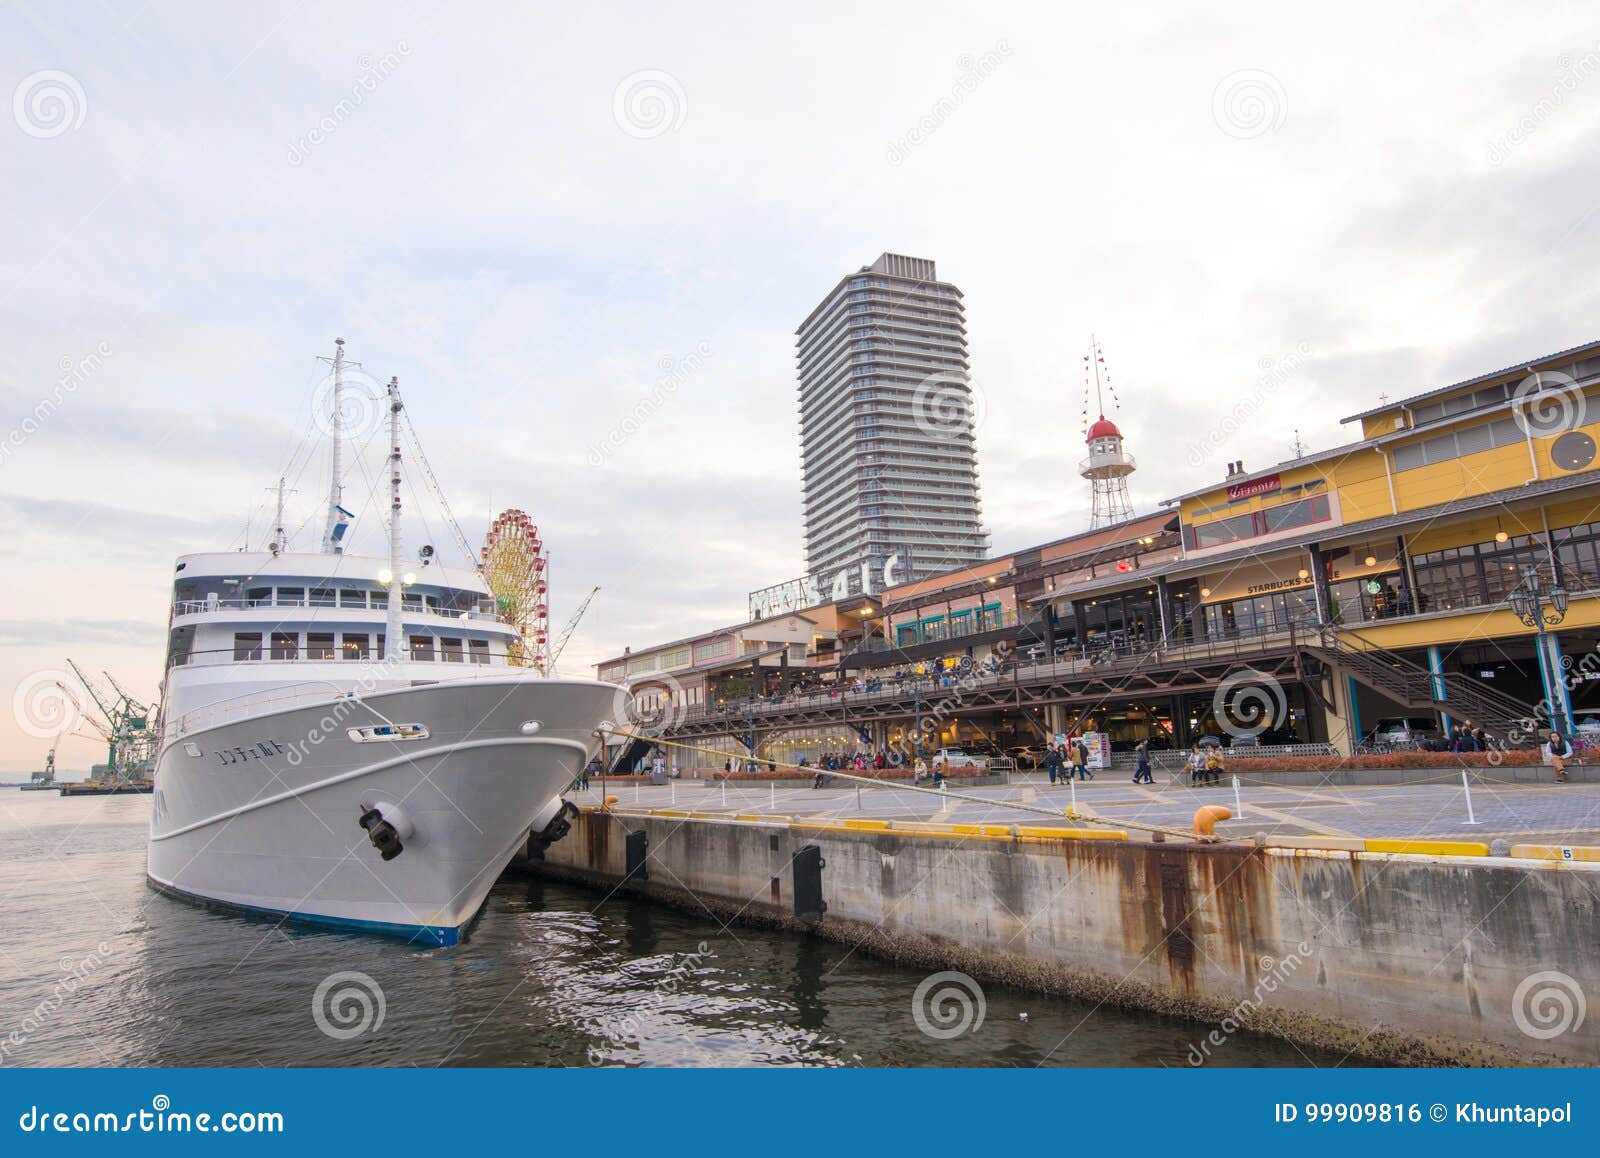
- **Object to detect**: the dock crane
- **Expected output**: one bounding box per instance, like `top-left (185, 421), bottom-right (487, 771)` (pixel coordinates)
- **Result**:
top-left (548, 586), bottom-right (600, 672)
top-left (63, 659), bottom-right (157, 780)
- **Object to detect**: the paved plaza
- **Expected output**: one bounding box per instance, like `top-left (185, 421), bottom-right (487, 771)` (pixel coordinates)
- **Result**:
top-left (573, 772), bottom-right (1600, 846)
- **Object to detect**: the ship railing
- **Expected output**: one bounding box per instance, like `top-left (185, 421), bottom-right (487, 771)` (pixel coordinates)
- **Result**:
top-left (172, 598), bottom-right (504, 620)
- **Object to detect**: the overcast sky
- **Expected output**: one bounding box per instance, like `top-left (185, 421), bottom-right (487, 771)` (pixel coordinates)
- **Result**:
top-left (1, 1), bottom-right (1597, 771)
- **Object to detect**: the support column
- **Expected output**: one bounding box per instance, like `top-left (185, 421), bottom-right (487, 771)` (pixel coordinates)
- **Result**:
top-left (1427, 645), bottom-right (1453, 734)
top-left (1310, 542), bottom-right (1331, 627)
top-left (1169, 694), bottom-right (1188, 747)
top-left (1156, 577), bottom-right (1173, 646)
top-left (1397, 534), bottom-right (1419, 616)
top-left (1539, 631), bottom-right (1575, 736)
top-left (1324, 675), bottom-right (1362, 756)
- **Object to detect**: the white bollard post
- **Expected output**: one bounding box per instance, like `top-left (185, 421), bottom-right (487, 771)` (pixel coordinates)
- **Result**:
top-left (770, 781), bottom-right (776, 809)
top-left (1070, 779), bottom-right (1077, 814)
top-left (1462, 769), bottom-right (1479, 825)
top-left (671, 780), bottom-right (676, 805)
top-left (1232, 775), bottom-right (1244, 820)
top-left (721, 780), bottom-right (728, 808)
top-left (634, 780), bottom-right (640, 802)
top-left (856, 785), bottom-right (862, 811)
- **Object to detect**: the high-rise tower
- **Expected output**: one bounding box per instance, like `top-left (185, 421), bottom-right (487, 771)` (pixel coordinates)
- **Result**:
top-left (1079, 338), bottom-right (1136, 528)
top-left (796, 253), bottom-right (988, 583)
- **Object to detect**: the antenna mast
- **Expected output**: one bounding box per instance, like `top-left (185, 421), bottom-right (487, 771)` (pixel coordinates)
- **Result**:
top-left (268, 477), bottom-right (290, 556)
top-left (384, 377), bottom-right (406, 662)
top-left (321, 338), bottom-right (346, 554)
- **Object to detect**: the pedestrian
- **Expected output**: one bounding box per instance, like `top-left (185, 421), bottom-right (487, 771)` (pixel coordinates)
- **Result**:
top-left (1187, 744), bottom-right (1206, 785)
top-left (1204, 745), bottom-right (1223, 785)
top-left (1549, 729), bottom-right (1572, 783)
top-left (1133, 740), bottom-right (1153, 784)
top-left (1074, 736), bottom-right (1093, 781)
top-left (580, 756), bottom-right (599, 791)
top-left (914, 755), bottom-right (929, 785)
top-left (1044, 744), bottom-right (1062, 785)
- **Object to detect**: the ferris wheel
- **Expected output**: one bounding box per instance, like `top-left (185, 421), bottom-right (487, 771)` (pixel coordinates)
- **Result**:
top-left (480, 509), bottom-right (549, 670)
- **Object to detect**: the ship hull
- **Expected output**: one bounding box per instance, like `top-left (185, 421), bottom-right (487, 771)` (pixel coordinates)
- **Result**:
top-left (147, 677), bottom-right (615, 946)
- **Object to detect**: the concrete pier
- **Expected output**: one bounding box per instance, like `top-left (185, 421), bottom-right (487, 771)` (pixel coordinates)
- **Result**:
top-left (521, 778), bottom-right (1600, 1065)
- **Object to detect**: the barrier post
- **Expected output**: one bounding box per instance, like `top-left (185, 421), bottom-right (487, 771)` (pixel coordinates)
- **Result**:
top-left (1232, 774), bottom-right (1244, 820)
top-left (771, 782), bottom-right (776, 809)
top-left (721, 780), bottom-right (727, 807)
top-left (1070, 779), bottom-right (1077, 814)
top-left (1463, 770), bottom-right (1479, 825)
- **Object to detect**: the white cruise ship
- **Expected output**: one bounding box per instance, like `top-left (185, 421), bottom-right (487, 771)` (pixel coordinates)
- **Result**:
top-left (147, 343), bottom-right (618, 946)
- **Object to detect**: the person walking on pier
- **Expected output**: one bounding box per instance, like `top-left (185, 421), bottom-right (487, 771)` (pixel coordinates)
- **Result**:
top-left (580, 757), bottom-right (599, 791)
top-left (1044, 744), bottom-right (1062, 784)
top-left (1133, 740), bottom-right (1153, 784)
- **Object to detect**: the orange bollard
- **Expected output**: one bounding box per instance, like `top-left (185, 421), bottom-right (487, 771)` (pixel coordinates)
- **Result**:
top-left (1193, 804), bottom-right (1233, 837)
top-left (601, 794), bottom-right (620, 813)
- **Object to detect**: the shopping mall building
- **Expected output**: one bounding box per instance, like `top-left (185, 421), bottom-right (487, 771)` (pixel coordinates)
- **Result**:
top-left (597, 339), bottom-right (1600, 770)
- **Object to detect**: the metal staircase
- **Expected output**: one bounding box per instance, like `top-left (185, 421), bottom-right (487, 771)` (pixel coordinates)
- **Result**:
top-left (1301, 625), bottom-right (1540, 742)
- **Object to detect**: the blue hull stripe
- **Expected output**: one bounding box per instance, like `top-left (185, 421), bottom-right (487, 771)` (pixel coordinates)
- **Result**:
top-left (147, 876), bottom-right (462, 947)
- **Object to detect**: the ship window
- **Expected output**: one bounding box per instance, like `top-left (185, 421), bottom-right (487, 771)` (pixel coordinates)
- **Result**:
top-left (310, 587), bottom-right (336, 607)
top-left (410, 636), bottom-right (435, 661)
top-left (247, 586), bottom-right (272, 608)
top-left (306, 632), bottom-right (336, 661)
top-left (339, 588), bottom-right (367, 608)
top-left (270, 631), bottom-right (299, 660)
top-left (468, 639), bottom-right (490, 665)
top-left (341, 633), bottom-right (370, 661)
top-left (440, 638), bottom-right (464, 663)
top-left (402, 592), bottom-right (423, 612)
top-left (233, 632), bottom-right (263, 661)
top-left (277, 586), bottom-right (305, 607)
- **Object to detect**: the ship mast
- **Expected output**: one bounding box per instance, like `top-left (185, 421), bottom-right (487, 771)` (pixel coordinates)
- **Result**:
top-left (268, 477), bottom-right (288, 555)
top-left (321, 337), bottom-right (346, 554)
top-left (384, 376), bottom-right (406, 661)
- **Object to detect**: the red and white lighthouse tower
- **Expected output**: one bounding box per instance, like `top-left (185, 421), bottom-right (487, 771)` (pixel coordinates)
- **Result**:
top-left (1079, 338), bottom-right (1136, 528)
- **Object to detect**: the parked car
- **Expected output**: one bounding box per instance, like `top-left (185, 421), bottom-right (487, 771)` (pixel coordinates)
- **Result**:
top-left (933, 748), bottom-right (989, 771)
top-left (1005, 745), bottom-right (1042, 769)
top-left (1367, 716), bottom-right (1440, 747)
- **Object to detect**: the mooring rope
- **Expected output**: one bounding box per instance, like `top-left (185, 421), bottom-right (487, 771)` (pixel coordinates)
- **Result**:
top-left (594, 728), bottom-right (1224, 843)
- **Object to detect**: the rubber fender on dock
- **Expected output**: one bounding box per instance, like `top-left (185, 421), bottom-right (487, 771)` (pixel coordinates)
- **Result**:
top-left (1193, 805), bottom-right (1233, 837)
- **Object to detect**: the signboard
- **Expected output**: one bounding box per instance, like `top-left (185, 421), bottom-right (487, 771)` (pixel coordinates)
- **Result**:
top-left (748, 551), bottom-right (905, 620)
top-left (1227, 472), bottom-right (1281, 502)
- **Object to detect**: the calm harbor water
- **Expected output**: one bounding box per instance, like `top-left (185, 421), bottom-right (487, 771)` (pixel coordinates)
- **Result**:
top-left (0, 791), bottom-right (1337, 1067)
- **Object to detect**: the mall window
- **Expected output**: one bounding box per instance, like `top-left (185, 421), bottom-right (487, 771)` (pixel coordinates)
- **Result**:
top-left (1553, 520), bottom-right (1600, 591)
top-left (1392, 416), bottom-right (1524, 472)
top-left (1183, 495), bottom-right (1331, 550)
top-left (233, 632), bottom-right (263, 661)
top-left (1203, 588), bottom-right (1317, 639)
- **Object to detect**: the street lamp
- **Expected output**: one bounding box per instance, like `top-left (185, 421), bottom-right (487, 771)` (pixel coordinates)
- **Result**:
top-left (1508, 565), bottom-right (1572, 737)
